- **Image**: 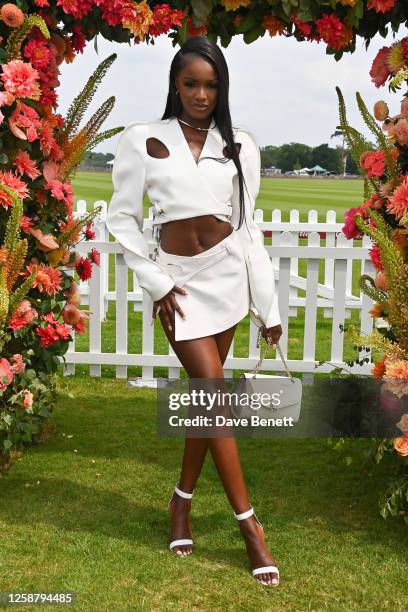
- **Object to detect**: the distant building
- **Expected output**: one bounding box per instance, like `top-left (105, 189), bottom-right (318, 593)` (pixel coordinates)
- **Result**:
top-left (262, 166), bottom-right (282, 176)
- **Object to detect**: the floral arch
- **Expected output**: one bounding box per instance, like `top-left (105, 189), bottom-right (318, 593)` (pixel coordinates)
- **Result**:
top-left (0, 0), bottom-right (408, 519)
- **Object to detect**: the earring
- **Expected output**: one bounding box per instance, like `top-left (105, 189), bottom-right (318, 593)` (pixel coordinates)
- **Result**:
top-left (176, 90), bottom-right (179, 95)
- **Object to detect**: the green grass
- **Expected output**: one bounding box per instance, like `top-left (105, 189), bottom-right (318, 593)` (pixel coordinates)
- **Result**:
top-left (1, 377), bottom-right (407, 611)
top-left (2, 173), bottom-right (400, 611)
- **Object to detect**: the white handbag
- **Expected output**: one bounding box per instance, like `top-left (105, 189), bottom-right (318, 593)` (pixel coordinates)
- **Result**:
top-left (231, 324), bottom-right (302, 424)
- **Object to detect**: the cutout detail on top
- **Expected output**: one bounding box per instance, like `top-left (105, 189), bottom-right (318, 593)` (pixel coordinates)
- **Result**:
top-left (146, 137), bottom-right (170, 159)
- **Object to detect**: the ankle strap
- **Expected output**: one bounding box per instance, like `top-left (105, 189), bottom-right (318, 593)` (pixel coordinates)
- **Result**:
top-left (234, 506), bottom-right (254, 520)
top-left (174, 483), bottom-right (194, 499)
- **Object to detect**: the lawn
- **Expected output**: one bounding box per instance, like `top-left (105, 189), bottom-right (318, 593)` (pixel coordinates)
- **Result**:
top-left (1, 377), bottom-right (407, 611)
top-left (3, 173), bottom-right (404, 612)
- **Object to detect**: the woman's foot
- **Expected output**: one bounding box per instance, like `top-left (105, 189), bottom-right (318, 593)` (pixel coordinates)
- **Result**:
top-left (238, 513), bottom-right (279, 586)
top-left (168, 490), bottom-right (193, 556)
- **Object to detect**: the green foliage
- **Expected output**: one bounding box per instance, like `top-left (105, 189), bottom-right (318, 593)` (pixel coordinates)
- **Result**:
top-left (61, 53), bottom-right (118, 141)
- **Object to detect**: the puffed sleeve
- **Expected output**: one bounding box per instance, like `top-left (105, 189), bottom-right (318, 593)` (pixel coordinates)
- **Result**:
top-left (106, 121), bottom-right (175, 303)
top-left (231, 128), bottom-right (281, 329)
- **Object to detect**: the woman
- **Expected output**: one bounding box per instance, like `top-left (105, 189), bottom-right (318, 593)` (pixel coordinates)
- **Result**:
top-left (106, 35), bottom-right (283, 587)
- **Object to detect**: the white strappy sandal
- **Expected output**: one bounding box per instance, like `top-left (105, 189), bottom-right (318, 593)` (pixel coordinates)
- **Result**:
top-left (234, 505), bottom-right (280, 586)
top-left (167, 482), bottom-right (194, 555)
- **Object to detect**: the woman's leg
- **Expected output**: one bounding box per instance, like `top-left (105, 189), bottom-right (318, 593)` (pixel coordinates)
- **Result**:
top-left (161, 315), bottom-right (279, 585)
top-left (162, 320), bottom-right (237, 555)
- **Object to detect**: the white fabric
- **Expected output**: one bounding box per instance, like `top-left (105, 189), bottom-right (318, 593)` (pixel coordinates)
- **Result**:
top-left (106, 116), bottom-right (281, 327)
top-left (155, 229), bottom-right (250, 341)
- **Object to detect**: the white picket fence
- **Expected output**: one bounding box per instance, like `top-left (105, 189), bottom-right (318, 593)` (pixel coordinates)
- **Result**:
top-left (62, 200), bottom-right (378, 384)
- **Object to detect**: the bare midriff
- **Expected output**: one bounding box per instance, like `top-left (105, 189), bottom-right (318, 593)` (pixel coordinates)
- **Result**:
top-left (159, 214), bottom-right (233, 256)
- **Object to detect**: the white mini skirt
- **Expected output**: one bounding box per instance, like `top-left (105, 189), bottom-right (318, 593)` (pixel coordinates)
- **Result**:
top-left (154, 228), bottom-right (250, 341)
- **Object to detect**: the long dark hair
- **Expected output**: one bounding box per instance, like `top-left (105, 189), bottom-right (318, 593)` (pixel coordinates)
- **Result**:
top-left (161, 35), bottom-right (247, 231)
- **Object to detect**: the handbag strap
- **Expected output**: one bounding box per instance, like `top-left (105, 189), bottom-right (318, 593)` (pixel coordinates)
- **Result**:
top-left (251, 328), bottom-right (294, 380)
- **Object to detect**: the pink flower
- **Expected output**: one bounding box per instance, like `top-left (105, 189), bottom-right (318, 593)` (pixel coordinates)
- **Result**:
top-left (45, 178), bottom-right (73, 205)
top-left (9, 299), bottom-right (38, 331)
top-left (8, 100), bottom-right (42, 142)
top-left (360, 150), bottom-right (386, 178)
top-left (0, 91), bottom-right (15, 106)
top-left (20, 215), bottom-right (34, 233)
top-left (13, 150), bottom-right (41, 180)
top-left (342, 206), bottom-right (364, 239)
top-left (394, 119), bottom-right (408, 146)
top-left (23, 390), bottom-right (33, 410)
top-left (373, 101), bottom-right (389, 121)
top-left (370, 47), bottom-right (391, 88)
top-left (11, 354), bottom-right (26, 375)
top-left (0, 60), bottom-right (40, 100)
top-left (367, 0), bottom-right (395, 13)
top-left (401, 98), bottom-right (408, 116)
top-left (386, 177), bottom-right (408, 219)
top-left (0, 170), bottom-right (30, 209)
top-left (42, 160), bottom-right (58, 182)
top-left (0, 358), bottom-right (14, 391)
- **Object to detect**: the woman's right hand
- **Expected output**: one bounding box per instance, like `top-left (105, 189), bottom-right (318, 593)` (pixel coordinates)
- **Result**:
top-left (152, 285), bottom-right (188, 331)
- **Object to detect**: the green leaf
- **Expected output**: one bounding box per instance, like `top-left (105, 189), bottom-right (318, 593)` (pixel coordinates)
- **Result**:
top-left (243, 26), bottom-right (264, 45)
top-left (0, 153), bottom-right (8, 164)
top-left (3, 439), bottom-right (12, 450)
top-left (191, 0), bottom-right (213, 23)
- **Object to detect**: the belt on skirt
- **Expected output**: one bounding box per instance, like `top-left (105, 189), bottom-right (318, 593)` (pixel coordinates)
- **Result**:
top-left (153, 230), bottom-right (239, 290)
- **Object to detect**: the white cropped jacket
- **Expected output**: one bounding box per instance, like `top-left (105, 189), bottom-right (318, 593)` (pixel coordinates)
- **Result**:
top-left (106, 116), bottom-right (281, 328)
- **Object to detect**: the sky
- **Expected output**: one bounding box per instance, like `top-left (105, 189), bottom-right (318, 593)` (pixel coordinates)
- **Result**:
top-left (57, 27), bottom-right (406, 154)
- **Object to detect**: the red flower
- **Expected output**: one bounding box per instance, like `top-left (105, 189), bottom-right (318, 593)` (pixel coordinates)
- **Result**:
top-left (315, 14), bottom-right (352, 51)
top-left (360, 150), bottom-right (386, 178)
top-left (370, 47), bottom-right (391, 88)
top-left (367, 0), bottom-right (395, 13)
top-left (75, 257), bottom-right (92, 281)
top-left (89, 248), bottom-right (100, 266)
top-left (84, 223), bottom-right (95, 240)
top-left (369, 243), bottom-right (384, 272)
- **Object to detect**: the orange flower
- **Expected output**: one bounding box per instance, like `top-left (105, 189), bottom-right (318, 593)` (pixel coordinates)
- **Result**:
top-left (396, 414), bottom-right (408, 436)
top-left (28, 227), bottom-right (59, 252)
top-left (263, 15), bottom-right (286, 37)
top-left (374, 271), bottom-right (388, 291)
top-left (23, 390), bottom-right (33, 410)
top-left (374, 100), bottom-right (389, 121)
top-left (393, 437), bottom-right (408, 457)
top-left (372, 356), bottom-right (386, 378)
top-left (220, 0), bottom-right (251, 10)
top-left (0, 3), bottom-right (24, 28)
top-left (369, 303), bottom-right (384, 318)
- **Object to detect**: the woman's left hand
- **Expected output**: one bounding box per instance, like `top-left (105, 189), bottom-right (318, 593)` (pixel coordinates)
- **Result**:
top-left (261, 323), bottom-right (282, 346)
